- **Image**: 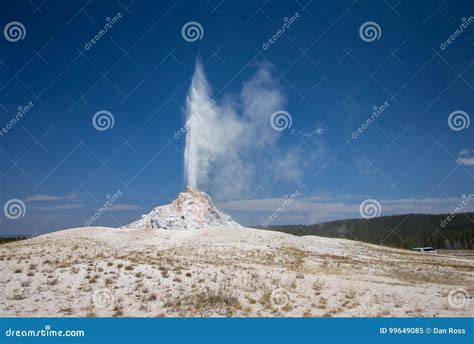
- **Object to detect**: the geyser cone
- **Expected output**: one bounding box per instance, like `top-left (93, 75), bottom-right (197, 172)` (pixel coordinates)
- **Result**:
top-left (122, 187), bottom-right (240, 230)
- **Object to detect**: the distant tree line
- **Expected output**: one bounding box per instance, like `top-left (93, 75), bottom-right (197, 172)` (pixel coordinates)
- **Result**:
top-left (0, 236), bottom-right (28, 245)
top-left (256, 213), bottom-right (474, 250)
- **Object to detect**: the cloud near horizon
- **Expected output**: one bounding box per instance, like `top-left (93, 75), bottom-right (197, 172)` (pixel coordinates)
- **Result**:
top-left (33, 204), bottom-right (84, 211)
top-left (24, 193), bottom-right (140, 213)
top-left (107, 204), bottom-right (142, 212)
top-left (217, 195), bottom-right (474, 225)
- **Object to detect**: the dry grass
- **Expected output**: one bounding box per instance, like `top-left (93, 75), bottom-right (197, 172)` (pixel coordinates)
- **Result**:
top-left (162, 281), bottom-right (241, 316)
top-left (86, 300), bottom-right (96, 317)
top-left (1, 226), bottom-right (472, 318)
top-left (11, 288), bottom-right (29, 300)
top-left (113, 303), bottom-right (124, 317)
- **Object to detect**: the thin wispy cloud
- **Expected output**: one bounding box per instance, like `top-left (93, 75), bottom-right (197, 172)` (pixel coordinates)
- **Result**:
top-left (25, 193), bottom-right (83, 212)
top-left (315, 128), bottom-right (324, 135)
top-left (457, 157), bottom-right (474, 166)
top-left (25, 193), bottom-right (79, 202)
top-left (34, 204), bottom-right (84, 211)
top-left (25, 194), bottom-right (64, 202)
top-left (107, 204), bottom-right (142, 211)
top-left (456, 149), bottom-right (474, 166)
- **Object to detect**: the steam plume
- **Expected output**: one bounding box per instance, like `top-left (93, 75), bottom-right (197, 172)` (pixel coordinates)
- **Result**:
top-left (184, 60), bottom-right (287, 198)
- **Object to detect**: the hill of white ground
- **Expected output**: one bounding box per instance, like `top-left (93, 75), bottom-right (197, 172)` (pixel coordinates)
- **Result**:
top-left (0, 226), bottom-right (472, 317)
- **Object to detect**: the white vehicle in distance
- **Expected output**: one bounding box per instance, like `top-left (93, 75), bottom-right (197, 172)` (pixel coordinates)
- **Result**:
top-left (412, 247), bottom-right (437, 253)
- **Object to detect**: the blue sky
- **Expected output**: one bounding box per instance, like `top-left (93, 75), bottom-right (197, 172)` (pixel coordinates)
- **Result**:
top-left (0, 0), bottom-right (473, 234)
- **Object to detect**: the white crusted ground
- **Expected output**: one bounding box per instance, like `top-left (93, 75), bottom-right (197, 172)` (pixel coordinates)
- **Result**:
top-left (0, 226), bottom-right (472, 317)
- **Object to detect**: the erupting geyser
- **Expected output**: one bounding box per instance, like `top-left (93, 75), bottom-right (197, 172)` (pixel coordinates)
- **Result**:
top-left (124, 59), bottom-right (286, 229)
top-left (122, 62), bottom-right (241, 230)
top-left (183, 59), bottom-right (241, 191)
top-left (184, 61), bottom-right (210, 189)
top-left (183, 59), bottom-right (286, 199)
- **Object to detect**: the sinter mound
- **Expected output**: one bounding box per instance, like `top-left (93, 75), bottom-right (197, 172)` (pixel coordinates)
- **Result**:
top-left (122, 186), bottom-right (240, 230)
